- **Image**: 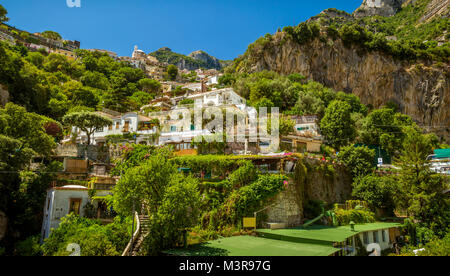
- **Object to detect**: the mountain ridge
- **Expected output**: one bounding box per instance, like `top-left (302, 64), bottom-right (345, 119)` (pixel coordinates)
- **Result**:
top-left (149, 47), bottom-right (230, 71)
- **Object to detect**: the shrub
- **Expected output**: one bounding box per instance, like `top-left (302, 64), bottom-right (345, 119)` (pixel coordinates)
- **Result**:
top-left (338, 145), bottom-right (375, 177)
top-left (41, 214), bottom-right (130, 256)
top-left (352, 175), bottom-right (399, 213)
top-left (14, 235), bottom-right (41, 256)
top-left (213, 174), bottom-right (287, 227)
top-left (333, 206), bottom-right (376, 225)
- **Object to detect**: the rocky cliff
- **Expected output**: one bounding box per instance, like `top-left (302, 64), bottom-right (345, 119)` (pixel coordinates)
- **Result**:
top-left (239, 33), bottom-right (449, 140)
top-left (234, 0), bottom-right (449, 140)
top-left (150, 47), bottom-right (229, 71)
top-left (188, 50), bottom-right (224, 70)
top-left (354, 0), bottom-right (406, 18)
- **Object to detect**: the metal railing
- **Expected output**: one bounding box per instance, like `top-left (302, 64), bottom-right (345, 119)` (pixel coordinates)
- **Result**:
top-left (121, 212), bottom-right (140, 256)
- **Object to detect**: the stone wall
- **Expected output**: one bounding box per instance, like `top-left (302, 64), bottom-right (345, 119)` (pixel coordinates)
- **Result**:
top-left (265, 158), bottom-right (353, 227)
top-left (56, 144), bottom-right (110, 162)
top-left (265, 179), bottom-right (303, 227)
top-left (304, 158), bottom-right (353, 204)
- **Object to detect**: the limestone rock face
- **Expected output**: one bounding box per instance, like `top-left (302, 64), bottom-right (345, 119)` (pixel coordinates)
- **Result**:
top-left (353, 0), bottom-right (406, 18)
top-left (241, 33), bottom-right (449, 140)
top-left (150, 47), bottom-right (226, 71)
top-left (188, 50), bottom-right (223, 70)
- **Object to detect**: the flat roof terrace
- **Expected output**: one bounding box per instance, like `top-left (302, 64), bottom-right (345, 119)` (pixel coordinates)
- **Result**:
top-left (164, 235), bottom-right (340, 256)
top-left (256, 222), bottom-right (401, 245)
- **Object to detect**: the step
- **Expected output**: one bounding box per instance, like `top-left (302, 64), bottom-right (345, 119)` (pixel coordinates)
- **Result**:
top-left (265, 222), bottom-right (286, 230)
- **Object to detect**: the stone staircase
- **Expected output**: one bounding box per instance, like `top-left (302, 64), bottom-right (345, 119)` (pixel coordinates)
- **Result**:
top-left (121, 213), bottom-right (150, 256)
top-left (130, 215), bottom-right (150, 256)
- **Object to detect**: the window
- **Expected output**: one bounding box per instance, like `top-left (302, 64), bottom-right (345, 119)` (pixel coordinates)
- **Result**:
top-left (382, 230), bottom-right (386, 242)
top-left (69, 198), bottom-right (82, 215)
top-left (116, 122), bottom-right (120, 129)
top-left (259, 141), bottom-right (270, 147)
top-left (96, 127), bottom-right (103, 133)
top-left (373, 231), bottom-right (379, 243)
top-left (170, 126), bottom-right (177, 132)
top-left (190, 124), bottom-right (195, 131)
top-left (363, 232), bottom-right (369, 244)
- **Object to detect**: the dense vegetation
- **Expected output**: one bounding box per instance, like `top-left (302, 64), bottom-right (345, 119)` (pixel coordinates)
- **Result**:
top-left (231, 0), bottom-right (448, 73)
top-left (0, 103), bottom-right (62, 254)
top-left (109, 147), bottom-right (288, 255)
top-left (0, 3), bottom-right (448, 256)
top-left (0, 41), bottom-right (161, 120)
top-left (41, 214), bottom-right (132, 256)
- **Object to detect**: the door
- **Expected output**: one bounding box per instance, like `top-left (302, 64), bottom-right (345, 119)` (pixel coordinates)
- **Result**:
top-left (123, 121), bottom-right (130, 132)
top-left (69, 198), bottom-right (82, 215)
top-left (296, 142), bottom-right (307, 153)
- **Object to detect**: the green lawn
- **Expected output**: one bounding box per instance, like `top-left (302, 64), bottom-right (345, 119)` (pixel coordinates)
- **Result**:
top-left (165, 235), bottom-right (340, 256)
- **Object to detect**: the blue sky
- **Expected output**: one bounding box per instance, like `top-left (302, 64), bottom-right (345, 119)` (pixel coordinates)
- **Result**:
top-left (1, 0), bottom-right (362, 60)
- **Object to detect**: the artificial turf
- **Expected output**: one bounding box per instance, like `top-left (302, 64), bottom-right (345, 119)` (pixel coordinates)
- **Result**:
top-left (256, 222), bottom-right (401, 244)
top-left (165, 235), bottom-right (340, 256)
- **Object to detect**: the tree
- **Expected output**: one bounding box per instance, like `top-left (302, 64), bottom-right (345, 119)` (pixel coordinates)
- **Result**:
top-left (0, 103), bottom-right (57, 156)
top-left (167, 65), bottom-right (178, 81)
top-left (254, 97), bottom-right (274, 110)
top-left (335, 91), bottom-right (367, 115)
top-left (338, 145), bottom-right (375, 178)
top-left (279, 116), bottom-right (295, 136)
top-left (0, 4), bottom-right (9, 22)
top-left (113, 153), bottom-right (178, 216)
top-left (41, 31), bottom-right (62, 41)
top-left (0, 105), bottom-right (60, 254)
top-left (62, 112), bottom-right (112, 145)
top-left (320, 100), bottom-right (356, 149)
top-left (218, 74), bottom-right (236, 86)
top-left (360, 108), bottom-right (415, 157)
top-left (25, 52), bottom-right (45, 68)
top-left (138, 78), bottom-right (161, 94)
top-left (140, 175), bottom-right (202, 256)
top-left (129, 91), bottom-right (154, 109)
top-left (352, 175), bottom-right (399, 214)
top-left (80, 71), bottom-right (110, 90)
top-left (394, 127), bottom-right (448, 237)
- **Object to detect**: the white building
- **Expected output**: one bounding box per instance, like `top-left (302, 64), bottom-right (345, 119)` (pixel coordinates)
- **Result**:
top-left (290, 115), bottom-right (321, 137)
top-left (206, 75), bottom-right (220, 85)
top-left (145, 88), bottom-right (259, 151)
top-left (40, 185), bottom-right (112, 242)
top-left (70, 111), bottom-right (158, 146)
top-left (184, 88), bottom-right (248, 111)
